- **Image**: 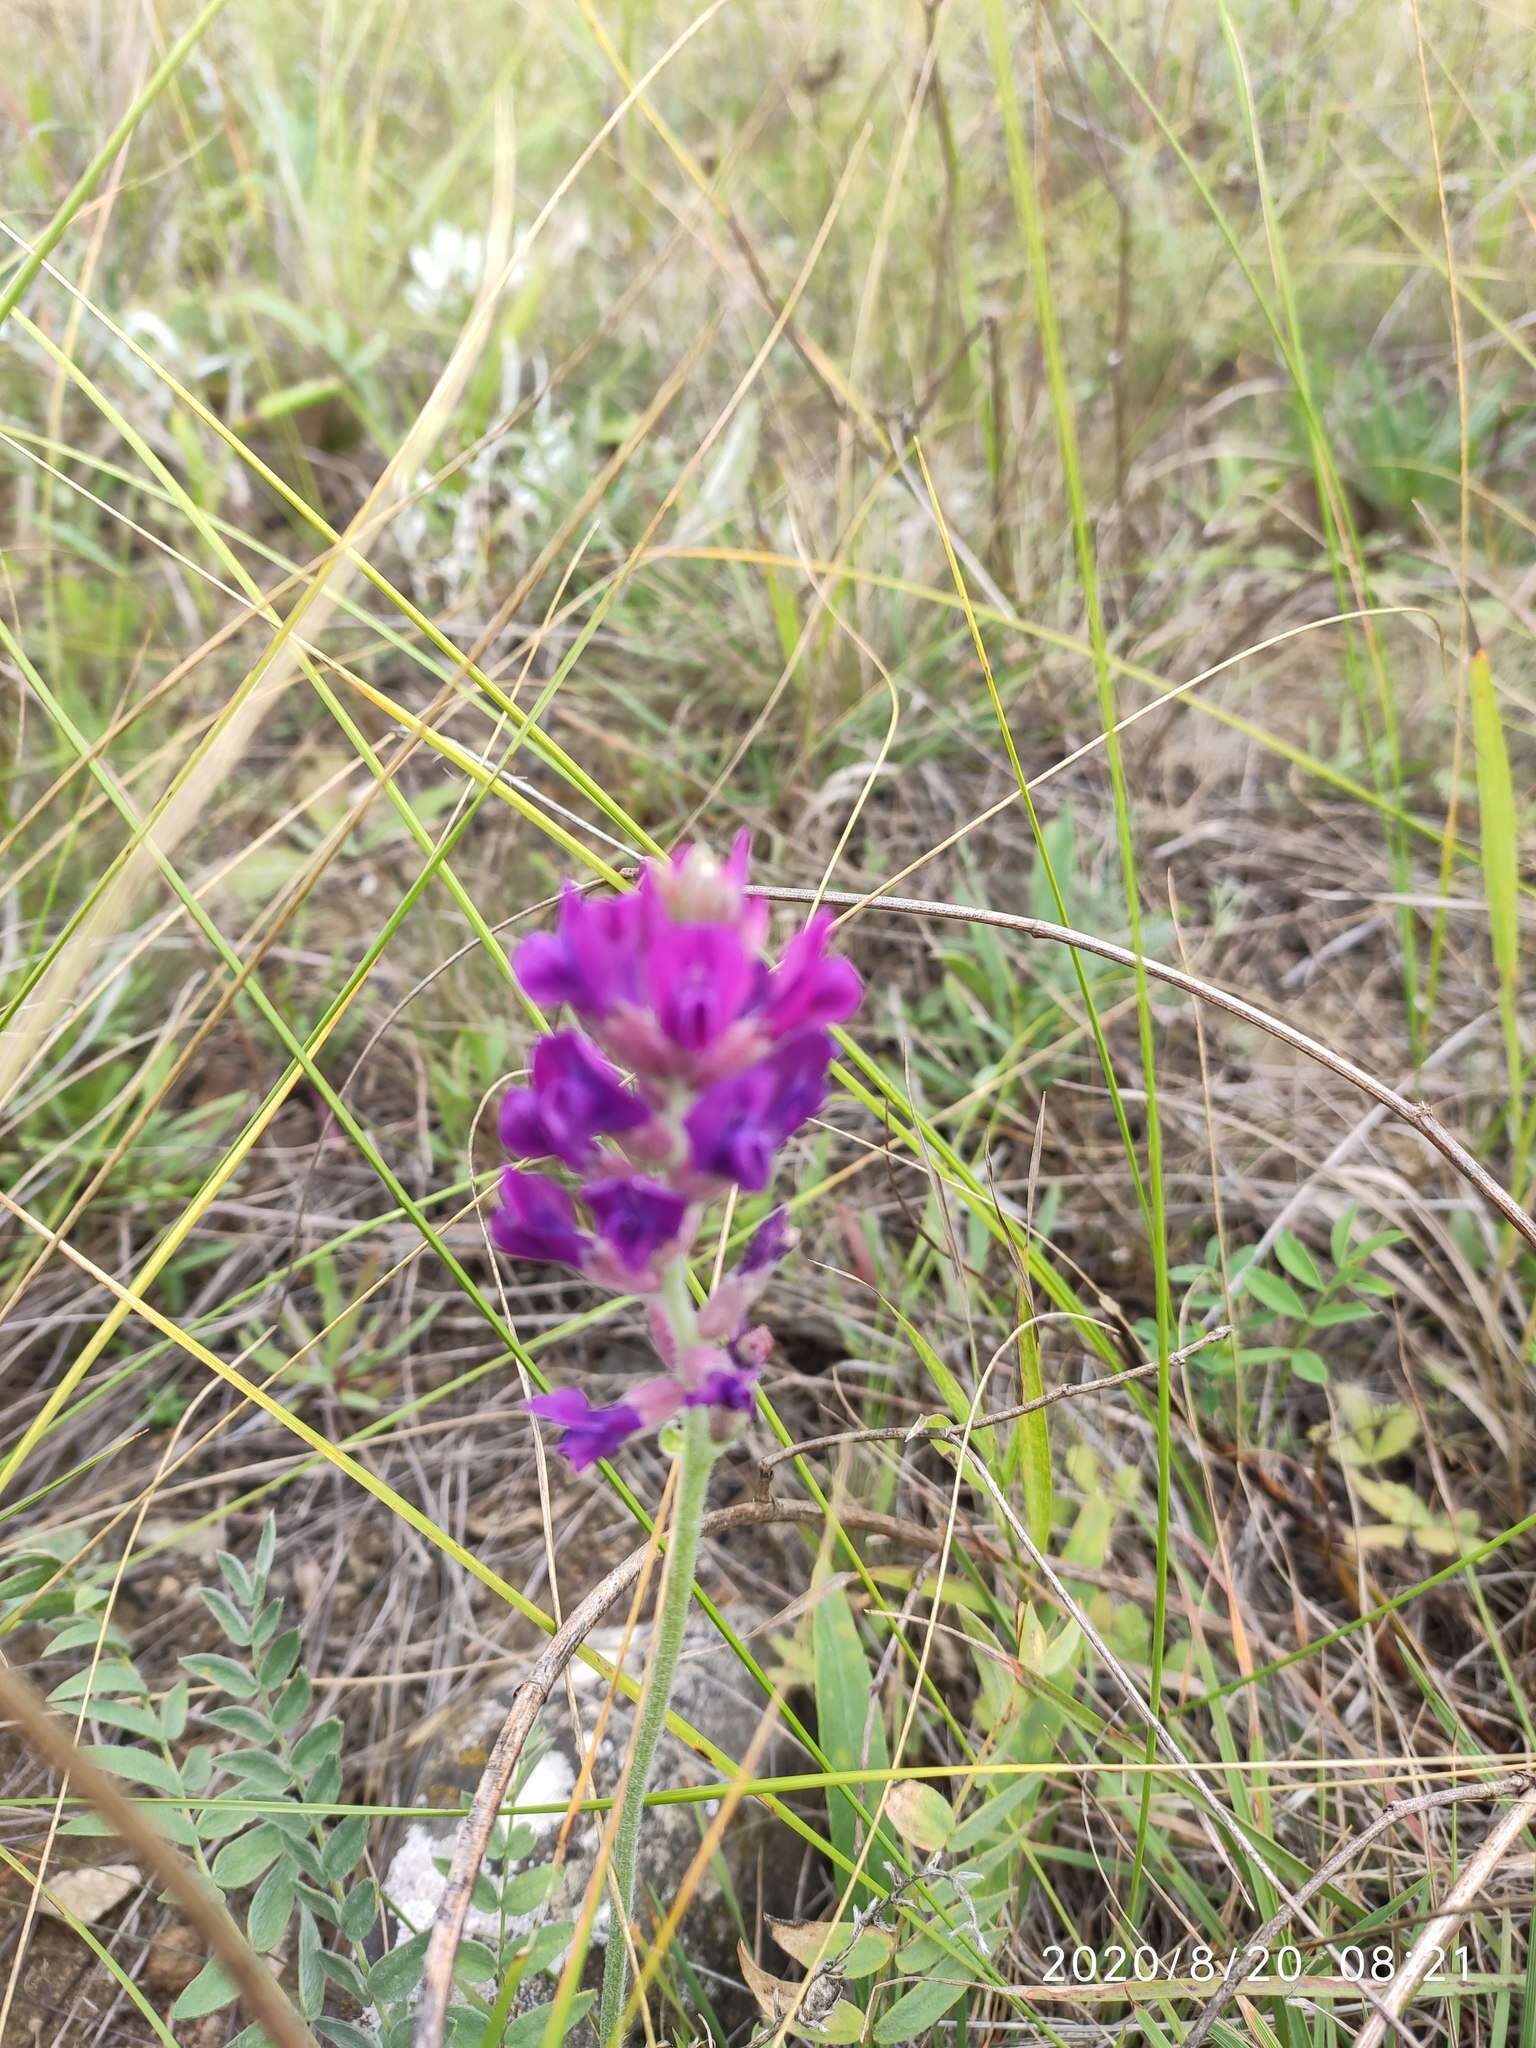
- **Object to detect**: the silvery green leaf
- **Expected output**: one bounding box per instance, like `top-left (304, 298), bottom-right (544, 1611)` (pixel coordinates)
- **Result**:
top-left (160, 1680), bottom-right (190, 1742)
top-left (321, 1813), bottom-right (369, 1882)
top-left (253, 1515), bottom-right (276, 1587)
top-left (297, 1905), bottom-right (324, 2018)
top-left (340, 1877), bottom-right (377, 1943)
top-left (290, 1719), bottom-right (342, 1776)
top-left (272, 1670), bottom-right (312, 1732)
top-left (248, 1862), bottom-right (295, 1953)
top-left (201, 1588), bottom-right (253, 1646)
top-left (181, 1653), bottom-right (257, 1698)
top-left (257, 1628), bottom-right (301, 1689)
top-left (171, 1958), bottom-right (240, 2021)
top-left (212, 1823), bottom-right (286, 1888)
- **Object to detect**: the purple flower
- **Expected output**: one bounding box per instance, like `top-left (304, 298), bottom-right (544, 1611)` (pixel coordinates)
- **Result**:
top-left (683, 1364), bottom-right (759, 1413)
top-left (524, 1388), bottom-right (644, 1470)
top-left (674, 1342), bottom-right (762, 1414)
top-left (741, 1205), bottom-right (792, 1274)
top-left (513, 884), bottom-right (643, 1018)
top-left (764, 912), bottom-right (863, 1037)
top-left (490, 1170), bottom-right (591, 1268)
top-left (684, 1032), bottom-right (833, 1191)
top-left (499, 1031), bottom-right (649, 1169)
top-left (647, 924), bottom-right (759, 1052)
top-left (525, 1375), bottom-right (685, 1469)
top-left (582, 1174), bottom-right (688, 1276)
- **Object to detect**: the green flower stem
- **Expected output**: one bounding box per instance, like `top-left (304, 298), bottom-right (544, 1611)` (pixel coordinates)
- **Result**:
top-left (597, 1396), bottom-right (718, 2044)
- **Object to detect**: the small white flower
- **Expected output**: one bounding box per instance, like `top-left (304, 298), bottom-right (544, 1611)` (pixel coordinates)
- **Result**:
top-left (405, 223), bottom-right (486, 313)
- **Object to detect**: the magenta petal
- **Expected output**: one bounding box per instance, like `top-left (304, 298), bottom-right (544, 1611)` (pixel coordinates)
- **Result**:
top-left (685, 1033), bottom-right (832, 1191)
top-left (512, 885), bottom-right (645, 1018)
top-left (683, 1364), bottom-right (759, 1413)
top-left (765, 914), bottom-right (863, 1035)
top-left (524, 1388), bottom-right (593, 1428)
top-left (524, 1387), bottom-right (644, 1469)
top-left (742, 1205), bottom-right (792, 1274)
top-left (528, 1030), bottom-right (649, 1167)
top-left (724, 829), bottom-right (752, 890)
top-left (684, 1071), bottom-right (776, 1190)
top-left (648, 924), bottom-right (756, 1052)
top-left (512, 930), bottom-right (583, 1012)
top-left (499, 1089), bottom-right (555, 1160)
top-left (490, 1170), bottom-right (591, 1268)
top-left (761, 1029), bottom-right (834, 1139)
top-left (560, 885), bottom-right (643, 1015)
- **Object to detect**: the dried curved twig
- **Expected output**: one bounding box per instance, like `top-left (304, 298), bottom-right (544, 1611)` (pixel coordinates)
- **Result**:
top-left (1351, 1776), bottom-right (1536, 2048)
top-left (742, 883), bottom-right (1536, 1254)
top-left (754, 1326), bottom-right (1231, 1491)
top-left (0, 1660), bottom-right (315, 2048)
top-left (414, 1499), bottom-right (965, 2047)
top-left (1182, 1770), bottom-right (1536, 2048)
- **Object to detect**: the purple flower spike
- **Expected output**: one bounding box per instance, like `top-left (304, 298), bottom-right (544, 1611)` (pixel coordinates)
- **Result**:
top-left (492, 839), bottom-right (860, 1465)
top-left (490, 1170), bottom-right (591, 1269)
top-left (649, 925), bottom-right (758, 1052)
top-left (765, 912), bottom-right (864, 1037)
top-left (583, 1174), bottom-right (688, 1276)
top-left (685, 1031), bottom-right (833, 1191)
top-left (500, 1031), bottom-right (649, 1169)
top-left (525, 1388), bottom-right (644, 1470)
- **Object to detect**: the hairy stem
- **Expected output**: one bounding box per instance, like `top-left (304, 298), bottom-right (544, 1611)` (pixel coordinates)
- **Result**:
top-left (597, 1397), bottom-right (717, 2043)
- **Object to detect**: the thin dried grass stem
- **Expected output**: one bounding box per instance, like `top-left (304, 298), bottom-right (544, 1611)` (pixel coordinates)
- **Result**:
top-left (1183, 1769), bottom-right (1536, 2048)
top-left (745, 883), bottom-right (1536, 1253)
top-left (1352, 1778), bottom-right (1536, 2048)
top-left (754, 1326), bottom-right (1231, 1488)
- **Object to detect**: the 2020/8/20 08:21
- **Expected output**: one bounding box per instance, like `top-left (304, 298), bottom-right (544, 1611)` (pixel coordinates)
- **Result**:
top-left (1037, 1942), bottom-right (1475, 1988)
